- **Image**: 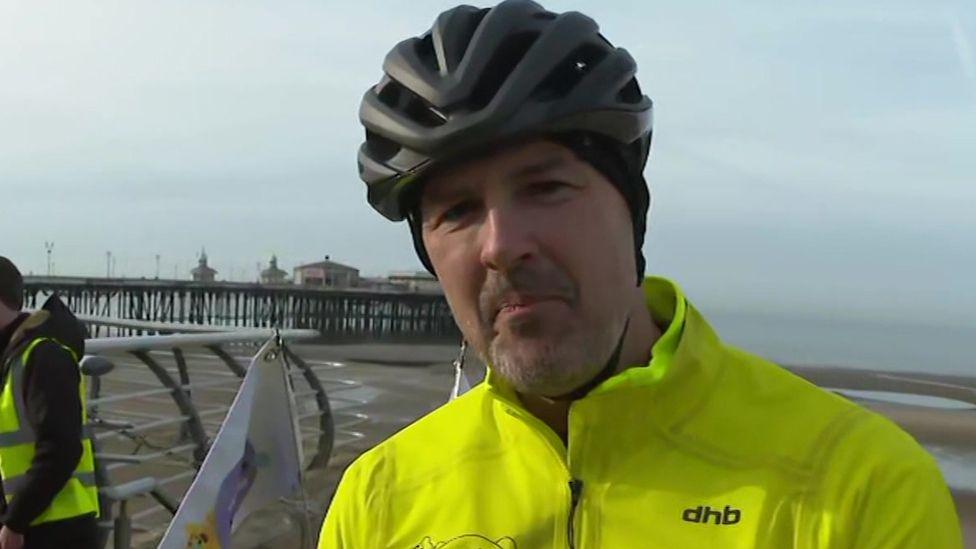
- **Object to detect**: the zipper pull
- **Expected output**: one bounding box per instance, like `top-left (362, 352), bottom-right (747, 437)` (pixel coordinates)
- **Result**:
top-left (570, 479), bottom-right (583, 505)
top-left (567, 479), bottom-right (584, 548)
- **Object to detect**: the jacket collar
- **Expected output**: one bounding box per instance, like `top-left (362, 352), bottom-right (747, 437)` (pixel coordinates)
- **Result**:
top-left (485, 277), bottom-right (725, 426)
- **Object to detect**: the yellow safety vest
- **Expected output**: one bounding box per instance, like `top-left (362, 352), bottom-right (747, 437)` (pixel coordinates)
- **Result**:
top-left (0, 337), bottom-right (99, 526)
top-left (320, 277), bottom-right (962, 548)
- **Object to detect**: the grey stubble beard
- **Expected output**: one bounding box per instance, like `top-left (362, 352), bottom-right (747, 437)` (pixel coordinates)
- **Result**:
top-left (477, 263), bottom-right (623, 398)
top-left (487, 311), bottom-right (623, 398)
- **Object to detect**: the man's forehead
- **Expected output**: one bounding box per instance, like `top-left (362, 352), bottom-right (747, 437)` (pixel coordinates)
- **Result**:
top-left (422, 140), bottom-right (579, 199)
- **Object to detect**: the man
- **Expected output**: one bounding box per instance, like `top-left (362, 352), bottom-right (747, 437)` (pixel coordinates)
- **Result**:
top-left (0, 257), bottom-right (99, 549)
top-left (320, 1), bottom-right (962, 547)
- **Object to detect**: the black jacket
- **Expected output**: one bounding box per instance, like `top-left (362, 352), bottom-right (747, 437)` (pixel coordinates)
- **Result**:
top-left (0, 295), bottom-right (96, 534)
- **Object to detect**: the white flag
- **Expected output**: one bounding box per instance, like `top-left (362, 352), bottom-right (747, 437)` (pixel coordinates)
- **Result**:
top-left (449, 341), bottom-right (472, 401)
top-left (450, 364), bottom-right (473, 401)
top-left (159, 337), bottom-right (304, 548)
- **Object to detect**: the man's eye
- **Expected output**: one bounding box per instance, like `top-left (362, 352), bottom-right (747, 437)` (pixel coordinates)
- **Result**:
top-left (441, 200), bottom-right (478, 223)
top-left (526, 180), bottom-right (570, 196)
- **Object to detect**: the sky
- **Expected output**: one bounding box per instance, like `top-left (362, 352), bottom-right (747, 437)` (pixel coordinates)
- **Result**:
top-left (1, 0), bottom-right (974, 327)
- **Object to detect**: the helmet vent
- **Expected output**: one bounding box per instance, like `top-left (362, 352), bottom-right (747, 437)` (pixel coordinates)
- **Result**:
top-left (405, 95), bottom-right (447, 127)
top-left (377, 79), bottom-right (402, 108)
top-left (414, 32), bottom-right (439, 73)
top-left (378, 79), bottom-right (446, 128)
top-left (468, 31), bottom-right (540, 111)
top-left (450, 8), bottom-right (491, 70)
top-left (364, 129), bottom-right (401, 162)
top-left (617, 77), bottom-right (643, 104)
top-left (533, 42), bottom-right (608, 102)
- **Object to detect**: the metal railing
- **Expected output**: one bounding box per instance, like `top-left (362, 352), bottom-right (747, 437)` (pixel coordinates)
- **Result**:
top-left (76, 317), bottom-right (355, 548)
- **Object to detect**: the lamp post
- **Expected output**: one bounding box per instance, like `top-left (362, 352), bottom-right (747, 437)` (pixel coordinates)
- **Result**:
top-left (44, 241), bottom-right (54, 276)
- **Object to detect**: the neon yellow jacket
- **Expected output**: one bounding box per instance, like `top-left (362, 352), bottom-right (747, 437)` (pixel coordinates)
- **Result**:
top-left (320, 277), bottom-right (962, 548)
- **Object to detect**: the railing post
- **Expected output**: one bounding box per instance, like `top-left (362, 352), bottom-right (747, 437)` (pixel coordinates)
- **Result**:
top-left (131, 351), bottom-right (210, 464)
top-left (206, 344), bottom-right (247, 377)
top-left (283, 345), bottom-right (334, 469)
top-left (114, 499), bottom-right (131, 549)
top-left (172, 348), bottom-right (193, 443)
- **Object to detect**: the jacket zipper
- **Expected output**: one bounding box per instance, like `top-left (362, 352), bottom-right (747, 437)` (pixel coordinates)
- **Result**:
top-left (493, 395), bottom-right (584, 547)
top-left (567, 478), bottom-right (584, 549)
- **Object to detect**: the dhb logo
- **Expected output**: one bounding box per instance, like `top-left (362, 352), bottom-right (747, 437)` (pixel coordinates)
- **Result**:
top-left (682, 505), bottom-right (741, 525)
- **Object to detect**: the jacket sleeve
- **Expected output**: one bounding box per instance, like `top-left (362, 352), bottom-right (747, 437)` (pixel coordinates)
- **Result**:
top-left (2, 342), bottom-right (84, 532)
top-left (823, 413), bottom-right (964, 548)
top-left (318, 460), bottom-right (373, 548)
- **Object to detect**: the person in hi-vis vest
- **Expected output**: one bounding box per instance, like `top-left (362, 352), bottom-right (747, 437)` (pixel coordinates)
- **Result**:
top-left (0, 257), bottom-right (99, 549)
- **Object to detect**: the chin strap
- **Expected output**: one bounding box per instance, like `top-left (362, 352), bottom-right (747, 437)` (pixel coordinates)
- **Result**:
top-left (553, 317), bottom-right (631, 402)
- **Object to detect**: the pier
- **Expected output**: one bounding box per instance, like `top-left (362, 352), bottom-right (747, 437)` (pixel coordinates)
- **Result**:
top-left (23, 276), bottom-right (459, 341)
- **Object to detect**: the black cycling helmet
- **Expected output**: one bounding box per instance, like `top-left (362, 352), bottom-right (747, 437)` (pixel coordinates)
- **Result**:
top-left (358, 0), bottom-right (654, 223)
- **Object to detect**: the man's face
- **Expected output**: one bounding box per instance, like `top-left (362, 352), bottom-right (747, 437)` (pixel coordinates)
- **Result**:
top-left (420, 139), bottom-right (638, 398)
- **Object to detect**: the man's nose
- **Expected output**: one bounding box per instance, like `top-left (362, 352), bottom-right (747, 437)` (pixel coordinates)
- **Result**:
top-left (478, 205), bottom-right (535, 273)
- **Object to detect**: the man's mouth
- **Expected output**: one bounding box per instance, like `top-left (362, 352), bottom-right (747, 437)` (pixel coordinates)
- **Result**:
top-left (479, 267), bottom-right (579, 329)
top-left (494, 295), bottom-right (563, 322)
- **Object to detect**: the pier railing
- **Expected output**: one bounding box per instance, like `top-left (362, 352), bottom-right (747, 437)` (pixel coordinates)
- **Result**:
top-left (24, 276), bottom-right (459, 341)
